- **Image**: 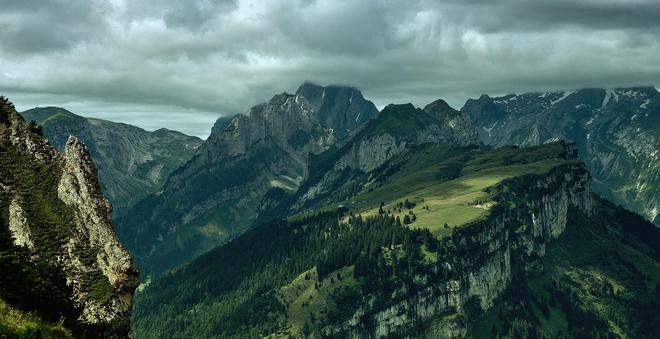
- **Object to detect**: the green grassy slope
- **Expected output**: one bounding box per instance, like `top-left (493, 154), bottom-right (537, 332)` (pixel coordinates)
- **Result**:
top-left (0, 299), bottom-right (73, 339)
top-left (294, 141), bottom-right (577, 237)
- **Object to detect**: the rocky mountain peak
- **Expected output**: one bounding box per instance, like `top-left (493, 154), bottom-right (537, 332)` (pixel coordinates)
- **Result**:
top-left (423, 98), bottom-right (457, 118)
top-left (296, 82), bottom-right (378, 138)
top-left (204, 91), bottom-right (332, 159)
top-left (211, 114), bottom-right (239, 134)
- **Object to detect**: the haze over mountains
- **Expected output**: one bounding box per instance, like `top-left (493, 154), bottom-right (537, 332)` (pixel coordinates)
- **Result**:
top-left (2, 1), bottom-right (660, 338)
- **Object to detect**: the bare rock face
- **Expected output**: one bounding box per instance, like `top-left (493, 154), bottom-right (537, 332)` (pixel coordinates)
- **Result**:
top-left (8, 197), bottom-right (34, 250)
top-left (119, 92), bottom-right (338, 277)
top-left (296, 82), bottom-right (379, 139)
top-left (58, 136), bottom-right (139, 324)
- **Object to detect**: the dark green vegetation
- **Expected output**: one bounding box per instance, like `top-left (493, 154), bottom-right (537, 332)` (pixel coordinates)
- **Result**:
top-left (22, 106), bottom-right (203, 217)
top-left (463, 87), bottom-right (660, 226)
top-left (0, 299), bottom-right (73, 339)
top-left (129, 138), bottom-right (660, 338)
top-left (472, 198), bottom-right (660, 338)
top-left (121, 141), bottom-right (299, 277)
top-left (133, 210), bottom-right (443, 338)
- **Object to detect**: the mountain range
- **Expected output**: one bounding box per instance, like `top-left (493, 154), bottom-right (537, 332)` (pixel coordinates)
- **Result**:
top-left (3, 83), bottom-right (659, 338)
top-left (462, 87), bottom-right (659, 226)
top-left (118, 83), bottom-right (379, 278)
top-left (131, 96), bottom-right (660, 338)
top-left (22, 107), bottom-right (203, 217)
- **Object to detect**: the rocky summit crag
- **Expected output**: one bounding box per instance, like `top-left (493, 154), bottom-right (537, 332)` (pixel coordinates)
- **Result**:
top-left (119, 83), bottom-right (378, 278)
top-left (462, 87), bottom-right (660, 225)
top-left (22, 107), bottom-right (203, 218)
top-left (0, 97), bottom-right (139, 337)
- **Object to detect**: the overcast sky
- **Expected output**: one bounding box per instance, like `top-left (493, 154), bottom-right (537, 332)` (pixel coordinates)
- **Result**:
top-left (1, 0), bottom-right (659, 138)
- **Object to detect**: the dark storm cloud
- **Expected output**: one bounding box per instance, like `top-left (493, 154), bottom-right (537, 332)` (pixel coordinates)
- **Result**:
top-left (1, 0), bottom-right (659, 137)
top-left (0, 0), bottom-right (110, 54)
top-left (438, 0), bottom-right (660, 32)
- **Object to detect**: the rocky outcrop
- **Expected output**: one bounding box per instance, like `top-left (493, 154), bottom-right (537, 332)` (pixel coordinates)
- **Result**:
top-left (296, 82), bottom-right (378, 139)
top-left (323, 162), bottom-right (592, 338)
top-left (58, 136), bottom-right (139, 324)
top-left (0, 96), bottom-right (139, 336)
top-left (8, 197), bottom-right (34, 250)
top-left (120, 88), bottom-right (361, 277)
top-left (462, 87), bottom-right (659, 226)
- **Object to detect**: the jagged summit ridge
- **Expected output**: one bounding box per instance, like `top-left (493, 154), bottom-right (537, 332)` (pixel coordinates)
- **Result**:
top-left (58, 135), bottom-right (139, 323)
top-left (120, 89), bottom-right (339, 277)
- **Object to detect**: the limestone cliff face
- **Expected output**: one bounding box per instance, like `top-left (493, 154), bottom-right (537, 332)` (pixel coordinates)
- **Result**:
top-left (323, 163), bottom-right (592, 338)
top-left (296, 82), bottom-right (379, 139)
top-left (0, 96), bottom-right (138, 336)
top-left (58, 136), bottom-right (139, 324)
top-left (8, 197), bottom-right (33, 249)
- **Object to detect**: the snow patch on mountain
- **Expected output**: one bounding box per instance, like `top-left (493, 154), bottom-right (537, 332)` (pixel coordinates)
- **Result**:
top-left (551, 90), bottom-right (576, 105)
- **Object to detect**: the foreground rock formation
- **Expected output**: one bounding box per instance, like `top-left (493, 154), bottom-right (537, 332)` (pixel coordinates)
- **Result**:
top-left (0, 96), bottom-right (139, 337)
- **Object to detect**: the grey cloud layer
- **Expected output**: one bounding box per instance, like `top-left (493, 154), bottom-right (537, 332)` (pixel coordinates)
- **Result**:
top-left (1, 0), bottom-right (659, 137)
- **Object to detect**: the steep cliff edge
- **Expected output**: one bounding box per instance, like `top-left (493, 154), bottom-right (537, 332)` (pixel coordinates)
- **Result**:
top-left (321, 163), bottom-right (592, 338)
top-left (296, 82), bottom-right (378, 139)
top-left (0, 96), bottom-right (139, 337)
